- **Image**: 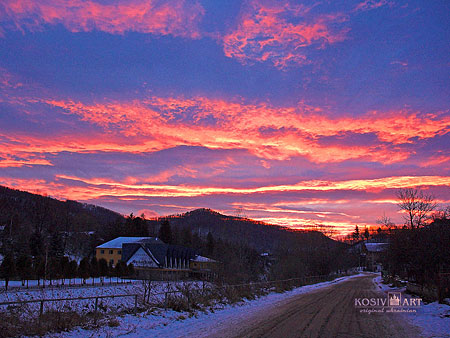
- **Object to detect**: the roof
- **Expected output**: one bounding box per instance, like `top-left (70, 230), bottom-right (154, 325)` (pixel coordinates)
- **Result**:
top-left (191, 255), bottom-right (217, 263)
top-left (96, 237), bottom-right (158, 249)
top-left (365, 243), bottom-right (389, 252)
top-left (122, 242), bottom-right (198, 267)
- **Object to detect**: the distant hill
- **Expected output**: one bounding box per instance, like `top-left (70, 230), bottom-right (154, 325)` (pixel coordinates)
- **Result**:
top-left (148, 208), bottom-right (342, 253)
top-left (0, 185), bottom-right (123, 232)
top-left (0, 185), bottom-right (125, 259)
top-left (0, 186), bottom-right (343, 258)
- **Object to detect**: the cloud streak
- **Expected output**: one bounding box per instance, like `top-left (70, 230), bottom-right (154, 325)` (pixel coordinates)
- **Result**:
top-left (0, 0), bottom-right (204, 38)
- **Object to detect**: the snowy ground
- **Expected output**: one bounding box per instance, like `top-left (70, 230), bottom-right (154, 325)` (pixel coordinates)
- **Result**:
top-left (373, 275), bottom-right (450, 338)
top-left (45, 274), bottom-right (364, 338)
top-left (0, 280), bottom-right (205, 319)
top-left (1, 277), bottom-right (133, 290)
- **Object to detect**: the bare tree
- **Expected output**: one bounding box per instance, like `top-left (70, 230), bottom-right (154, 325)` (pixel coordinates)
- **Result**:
top-left (397, 188), bottom-right (437, 228)
top-left (312, 223), bottom-right (336, 238)
top-left (376, 213), bottom-right (394, 228)
top-left (432, 205), bottom-right (450, 220)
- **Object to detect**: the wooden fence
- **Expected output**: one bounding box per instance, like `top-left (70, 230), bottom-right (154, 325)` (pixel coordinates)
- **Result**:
top-left (0, 272), bottom-right (352, 321)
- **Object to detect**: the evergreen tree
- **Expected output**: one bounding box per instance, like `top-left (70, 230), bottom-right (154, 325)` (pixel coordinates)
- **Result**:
top-left (29, 232), bottom-right (44, 257)
top-left (90, 257), bottom-right (99, 285)
top-left (192, 231), bottom-right (202, 250)
top-left (49, 232), bottom-right (64, 257)
top-left (0, 254), bottom-right (16, 291)
top-left (182, 227), bottom-right (193, 246)
top-left (33, 256), bottom-right (45, 286)
top-left (352, 225), bottom-right (360, 241)
top-left (78, 257), bottom-right (90, 284)
top-left (67, 260), bottom-right (78, 285)
top-left (158, 220), bottom-right (172, 244)
top-left (98, 258), bottom-right (108, 284)
top-left (114, 261), bottom-right (127, 281)
top-left (47, 256), bottom-right (62, 285)
top-left (127, 263), bottom-right (135, 277)
top-left (16, 255), bottom-right (32, 287)
top-left (206, 232), bottom-right (215, 256)
top-left (363, 227), bottom-right (370, 241)
top-left (60, 256), bottom-right (70, 284)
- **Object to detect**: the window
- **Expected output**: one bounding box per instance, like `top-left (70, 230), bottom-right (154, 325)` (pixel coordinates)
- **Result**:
top-left (118, 250), bottom-right (122, 254)
top-left (100, 250), bottom-right (104, 254)
top-left (109, 250), bottom-right (113, 254)
top-left (110, 259), bottom-right (114, 265)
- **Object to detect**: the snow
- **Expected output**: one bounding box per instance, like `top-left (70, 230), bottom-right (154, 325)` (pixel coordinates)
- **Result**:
top-left (45, 274), bottom-right (364, 338)
top-left (364, 242), bottom-right (388, 252)
top-left (1, 277), bottom-right (134, 289)
top-left (373, 275), bottom-right (450, 338)
top-left (191, 255), bottom-right (216, 263)
top-left (96, 237), bottom-right (158, 249)
top-left (0, 279), bottom-right (205, 320)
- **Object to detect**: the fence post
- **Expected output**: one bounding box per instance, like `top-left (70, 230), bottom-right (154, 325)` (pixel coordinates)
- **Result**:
top-left (134, 294), bottom-right (138, 313)
top-left (164, 292), bottom-right (168, 310)
top-left (39, 300), bottom-right (44, 319)
top-left (94, 297), bottom-right (98, 324)
top-left (187, 290), bottom-right (190, 311)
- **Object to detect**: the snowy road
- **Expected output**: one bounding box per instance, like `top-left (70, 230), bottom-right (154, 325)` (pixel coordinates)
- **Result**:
top-left (208, 274), bottom-right (421, 338)
top-left (51, 274), bottom-right (444, 338)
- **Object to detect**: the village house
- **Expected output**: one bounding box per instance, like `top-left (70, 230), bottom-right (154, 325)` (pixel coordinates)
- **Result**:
top-left (349, 240), bottom-right (389, 272)
top-left (363, 242), bottom-right (389, 272)
top-left (96, 237), bottom-right (219, 280)
top-left (95, 237), bottom-right (155, 266)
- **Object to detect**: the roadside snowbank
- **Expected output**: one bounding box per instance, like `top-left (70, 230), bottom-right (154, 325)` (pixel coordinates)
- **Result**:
top-left (373, 275), bottom-right (450, 338)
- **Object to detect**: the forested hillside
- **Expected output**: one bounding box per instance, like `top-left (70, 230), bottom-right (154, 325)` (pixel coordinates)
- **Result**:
top-left (0, 186), bottom-right (355, 283)
top-left (0, 185), bottom-right (124, 259)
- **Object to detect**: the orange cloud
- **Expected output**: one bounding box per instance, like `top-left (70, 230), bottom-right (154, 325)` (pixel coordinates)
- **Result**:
top-left (0, 0), bottom-right (204, 38)
top-left (41, 97), bottom-right (449, 164)
top-left (8, 174), bottom-right (447, 200)
top-left (222, 0), bottom-right (348, 68)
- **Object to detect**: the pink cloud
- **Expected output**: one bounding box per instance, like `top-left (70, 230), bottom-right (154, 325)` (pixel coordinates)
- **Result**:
top-left (222, 0), bottom-right (348, 68)
top-left (0, 67), bottom-right (23, 89)
top-left (354, 0), bottom-right (391, 12)
top-left (136, 209), bottom-right (159, 218)
top-left (0, 0), bottom-right (204, 38)
top-left (41, 96), bottom-right (449, 164)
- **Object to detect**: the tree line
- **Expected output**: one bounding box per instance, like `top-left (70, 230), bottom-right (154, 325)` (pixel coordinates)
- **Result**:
top-left (383, 189), bottom-right (450, 301)
top-left (0, 255), bottom-right (135, 290)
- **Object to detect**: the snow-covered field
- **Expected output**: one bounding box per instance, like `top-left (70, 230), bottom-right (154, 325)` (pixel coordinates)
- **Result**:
top-left (0, 280), bottom-right (205, 319)
top-left (45, 274), bottom-right (363, 338)
top-left (373, 275), bottom-right (450, 338)
top-left (1, 277), bottom-right (132, 290)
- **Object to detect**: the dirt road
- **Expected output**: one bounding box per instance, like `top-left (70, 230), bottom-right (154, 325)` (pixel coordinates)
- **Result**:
top-left (209, 275), bottom-right (422, 338)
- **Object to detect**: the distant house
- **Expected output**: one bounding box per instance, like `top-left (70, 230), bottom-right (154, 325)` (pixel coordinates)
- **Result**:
top-left (190, 255), bottom-right (218, 271)
top-left (348, 240), bottom-right (389, 272)
top-left (96, 236), bottom-right (219, 280)
top-left (123, 240), bottom-right (218, 280)
top-left (363, 242), bottom-right (389, 272)
top-left (95, 237), bottom-right (156, 266)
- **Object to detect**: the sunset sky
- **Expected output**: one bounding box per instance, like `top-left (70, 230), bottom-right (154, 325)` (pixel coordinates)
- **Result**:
top-left (0, 0), bottom-right (449, 234)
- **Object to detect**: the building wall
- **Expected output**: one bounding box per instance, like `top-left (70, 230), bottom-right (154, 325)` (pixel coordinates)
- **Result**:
top-left (95, 247), bottom-right (122, 266)
top-left (190, 261), bottom-right (216, 270)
